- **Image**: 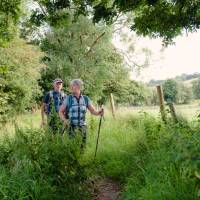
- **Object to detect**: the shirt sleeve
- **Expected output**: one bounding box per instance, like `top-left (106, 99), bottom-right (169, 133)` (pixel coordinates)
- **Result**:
top-left (43, 92), bottom-right (50, 104)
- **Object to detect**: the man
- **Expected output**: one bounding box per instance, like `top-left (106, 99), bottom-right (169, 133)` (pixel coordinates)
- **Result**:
top-left (41, 78), bottom-right (66, 133)
top-left (59, 79), bottom-right (104, 145)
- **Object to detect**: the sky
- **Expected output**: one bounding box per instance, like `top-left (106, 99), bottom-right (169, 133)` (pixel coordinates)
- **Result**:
top-left (113, 30), bottom-right (200, 82)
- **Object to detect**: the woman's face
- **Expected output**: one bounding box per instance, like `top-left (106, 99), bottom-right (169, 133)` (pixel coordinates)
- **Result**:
top-left (70, 84), bottom-right (80, 94)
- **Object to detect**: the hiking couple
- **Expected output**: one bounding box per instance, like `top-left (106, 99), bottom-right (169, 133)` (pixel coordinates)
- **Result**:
top-left (41, 78), bottom-right (104, 144)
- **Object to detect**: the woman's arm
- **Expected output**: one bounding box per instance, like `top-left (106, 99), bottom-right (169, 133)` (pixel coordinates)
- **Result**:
top-left (88, 104), bottom-right (104, 116)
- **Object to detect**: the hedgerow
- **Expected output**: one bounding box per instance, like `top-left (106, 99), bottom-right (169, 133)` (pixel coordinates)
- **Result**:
top-left (0, 128), bottom-right (89, 200)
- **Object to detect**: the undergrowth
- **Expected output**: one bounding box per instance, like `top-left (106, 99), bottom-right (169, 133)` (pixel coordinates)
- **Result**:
top-left (84, 113), bottom-right (200, 200)
top-left (0, 128), bottom-right (89, 200)
top-left (0, 112), bottom-right (199, 200)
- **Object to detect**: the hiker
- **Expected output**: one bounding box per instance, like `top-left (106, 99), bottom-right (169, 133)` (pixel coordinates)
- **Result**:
top-left (41, 78), bottom-right (66, 133)
top-left (59, 79), bottom-right (104, 145)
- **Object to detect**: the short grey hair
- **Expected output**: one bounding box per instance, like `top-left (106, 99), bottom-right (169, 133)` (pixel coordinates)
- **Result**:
top-left (70, 79), bottom-right (84, 89)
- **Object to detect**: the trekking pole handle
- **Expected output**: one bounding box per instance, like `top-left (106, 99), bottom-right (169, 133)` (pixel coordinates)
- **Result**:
top-left (99, 104), bottom-right (105, 121)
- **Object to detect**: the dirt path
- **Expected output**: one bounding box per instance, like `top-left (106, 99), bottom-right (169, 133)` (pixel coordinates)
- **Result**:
top-left (92, 178), bottom-right (121, 200)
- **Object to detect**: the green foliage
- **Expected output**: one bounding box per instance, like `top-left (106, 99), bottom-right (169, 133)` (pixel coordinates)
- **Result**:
top-left (149, 73), bottom-right (200, 87)
top-left (163, 79), bottom-right (178, 103)
top-left (30, 0), bottom-right (200, 44)
top-left (107, 80), bottom-right (152, 106)
top-left (0, 0), bottom-right (21, 45)
top-left (192, 77), bottom-right (200, 99)
top-left (162, 79), bottom-right (192, 104)
top-left (0, 38), bottom-right (44, 123)
top-left (84, 113), bottom-right (200, 200)
top-left (39, 15), bottom-right (128, 100)
top-left (0, 127), bottom-right (89, 199)
top-left (121, 116), bottom-right (199, 200)
top-left (90, 0), bottom-right (200, 44)
top-left (176, 83), bottom-right (193, 104)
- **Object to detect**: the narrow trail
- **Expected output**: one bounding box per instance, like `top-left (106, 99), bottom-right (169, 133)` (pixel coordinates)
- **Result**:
top-left (92, 178), bottom-right (121, 200)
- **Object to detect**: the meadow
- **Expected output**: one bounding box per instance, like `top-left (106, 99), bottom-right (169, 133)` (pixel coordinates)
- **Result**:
top-left (0, 105), bottom-right (199, 199)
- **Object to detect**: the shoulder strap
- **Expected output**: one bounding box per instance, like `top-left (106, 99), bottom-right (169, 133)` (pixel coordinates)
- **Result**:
top-left (49, 91), bottom-right (54, 101)
top-left (49, 91), bottom-right (53, 97)
top-left (67, 95), bottom-right (73, 109)
top-left (83, 95), bottom-right (89, 107)
top-left (60, 91), bottom-right (65, 98)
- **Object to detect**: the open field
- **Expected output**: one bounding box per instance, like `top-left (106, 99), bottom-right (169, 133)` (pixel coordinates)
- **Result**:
top-left (117, 104), bottom-right (200, 120)
top-left (1, 103), bottom-right (200, 136)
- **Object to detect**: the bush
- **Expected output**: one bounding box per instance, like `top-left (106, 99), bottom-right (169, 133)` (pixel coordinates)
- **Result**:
top-left (121, 116), bottom-right (200, 200)
top-left (0, 127), bottom-right (89, 200)
top-left (0, 38), bottom-right (44, 123)
top-left (83, 113), bottom-right (200, 200)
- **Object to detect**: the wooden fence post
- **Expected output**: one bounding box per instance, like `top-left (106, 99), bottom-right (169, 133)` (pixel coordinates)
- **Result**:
top-left (156, 85), bottom-right (166, 122)
top-left (109, 93), bottom-right (116, 118)
top-left (168, 102), bottom-right (178, 123)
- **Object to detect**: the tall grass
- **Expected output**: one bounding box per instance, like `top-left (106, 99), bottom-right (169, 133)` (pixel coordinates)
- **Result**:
top-left (84, 113), bottom-right (200, 200)
top-left (0, 110), bottom-right (199, 199)
top-left (0, 127), bottom-right (89, 200)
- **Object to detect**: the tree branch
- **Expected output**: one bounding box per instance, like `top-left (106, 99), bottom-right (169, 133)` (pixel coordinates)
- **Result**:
top-left (85, 32), bottom-right (106, 56)
top-left (34, 0), bottom-right (48, 18)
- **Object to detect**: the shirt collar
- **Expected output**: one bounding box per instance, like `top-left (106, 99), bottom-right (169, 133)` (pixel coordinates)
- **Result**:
top-left (72, 93), bottom-right (82, 99)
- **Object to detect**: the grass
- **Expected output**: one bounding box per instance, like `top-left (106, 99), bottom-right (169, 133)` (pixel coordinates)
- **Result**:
top-left (84, 113), bottom-right (200, 200)
top-left (0, 106), bottom-right (199, 199)
top-left (116, 103), bottom-right (200, 120)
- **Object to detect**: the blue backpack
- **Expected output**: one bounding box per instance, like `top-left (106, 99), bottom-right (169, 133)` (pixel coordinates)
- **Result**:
top-left (47, 91), bottom-right (65, 114)
top-left (65, 95), bottom-right (89, 119)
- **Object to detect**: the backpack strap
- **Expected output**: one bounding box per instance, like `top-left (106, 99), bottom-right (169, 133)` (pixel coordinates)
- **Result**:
top-left (65, 95), bottom-right (73, 119)
top-left (83, 95), bottom-right (89, 108)
top-left (67, 95), bottom-right (73, 109)
top-left (49, 91), bottom-right (53, 100)
top-left (60, 92), bottom-right (65, 100)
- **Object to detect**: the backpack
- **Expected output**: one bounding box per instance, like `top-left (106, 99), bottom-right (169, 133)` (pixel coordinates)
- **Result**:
top-left (65, 95), bottom-right (89, 119)
top-left (47, 91), bottom-right (65, 113)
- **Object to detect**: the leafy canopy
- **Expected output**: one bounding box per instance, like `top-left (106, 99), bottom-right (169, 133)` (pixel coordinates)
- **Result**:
top-left (0, 0), bottom-right (21, 45)
top-left (0, 38), bottom-right (44, 122)
top-left (29, 0), bottom-right (200, 44)
top-left (39, 15), bottom-right (128, 100)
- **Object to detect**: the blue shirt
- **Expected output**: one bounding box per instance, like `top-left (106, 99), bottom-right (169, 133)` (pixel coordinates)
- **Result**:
top-left (62, 94), bottom-right (91, 126)
top-left (44, 91), bottom-right (66, 114)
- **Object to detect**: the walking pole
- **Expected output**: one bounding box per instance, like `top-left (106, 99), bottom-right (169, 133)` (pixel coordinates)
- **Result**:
top-left (94, 115), bottom-right (103, 159)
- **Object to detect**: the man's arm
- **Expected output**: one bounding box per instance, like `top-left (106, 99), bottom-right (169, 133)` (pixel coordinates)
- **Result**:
top-left (59, 104), bottom-right (67, 123)
top-left (88, 104), bottom-right (104, 116)
top-left (41, 102), bottom-right (47, 126)
top-left (41, 92), bottom-right (50, 126)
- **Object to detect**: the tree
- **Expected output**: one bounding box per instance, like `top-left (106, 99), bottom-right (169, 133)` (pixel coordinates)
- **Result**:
top-left (0, 0), bottom-right (22, 45)
top-left (39, 15), bottom-right (128, 100)
top-left (192, 78), bottom-right (200, 99)
top-left (163, 79), bottom-right (192, 104)
top-left (163, 79), bottom-right (178, 103)
top-left (126, 81), bottom-right (151, 106)
top-left (0, 38), bottom-right (44, 122)
top-left (29, 0), bottom-right (200, 45)
top-left (176, 83), bottom-right (193, 104)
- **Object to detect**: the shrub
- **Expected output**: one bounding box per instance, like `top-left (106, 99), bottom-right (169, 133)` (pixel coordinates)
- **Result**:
top-left (0, 127), bottom-right (89, 200)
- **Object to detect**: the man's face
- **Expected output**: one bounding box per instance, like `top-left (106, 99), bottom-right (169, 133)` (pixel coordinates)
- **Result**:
top-left (54, 82), bottom-right (63, 91)
top-left (70, 84), bottom-right (80, 94)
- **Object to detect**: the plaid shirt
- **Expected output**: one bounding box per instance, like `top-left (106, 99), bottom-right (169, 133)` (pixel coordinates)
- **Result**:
top-left (63, 94), bottom-right (91, 126)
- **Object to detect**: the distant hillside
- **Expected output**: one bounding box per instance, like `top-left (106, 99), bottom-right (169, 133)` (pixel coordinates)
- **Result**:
top-left (148, 72), bottom-right (200, 86)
